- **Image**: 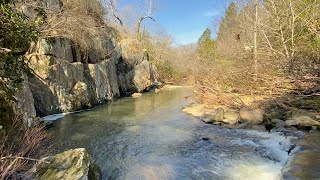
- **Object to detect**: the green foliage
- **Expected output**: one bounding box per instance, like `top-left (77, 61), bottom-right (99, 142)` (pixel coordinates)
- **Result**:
top-left (0, 1), bottom-right (41, 103)
top-left (197, 28), bottom-right (216, 60)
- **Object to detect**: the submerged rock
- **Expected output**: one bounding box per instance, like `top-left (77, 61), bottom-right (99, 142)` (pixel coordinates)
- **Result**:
top-left (271, 119), bottom-right (286, 128)
top-left (239, 108), bottom-right (264, 125)
top-left (35, 148), bottom-right (101, 180)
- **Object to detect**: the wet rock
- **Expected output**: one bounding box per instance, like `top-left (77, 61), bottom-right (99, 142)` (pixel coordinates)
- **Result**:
top-left (235, 122), bottom-right (251, 129)
top-left (202, 137), bottom-right (210, 141)
top-left (282, 131), bottom-right (320, 179)
top-left (286, 115), bottom-right (320, 129)
top-left (132, 93), bottom-right (142, 98)
top-left (251, 125), bottom-right (267, 131)
top-left (201, 114), bottom-right (214, 123)
top-left (35, 148), bottom-right (101, 180)
top-left (239, 108), bottom-right (264, 125)
top-left (271, 119), bottom-right (286, 128)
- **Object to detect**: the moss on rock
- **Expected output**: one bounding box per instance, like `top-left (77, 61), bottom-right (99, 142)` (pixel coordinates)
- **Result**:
top-left (35, 148), bottom-right (101, 180)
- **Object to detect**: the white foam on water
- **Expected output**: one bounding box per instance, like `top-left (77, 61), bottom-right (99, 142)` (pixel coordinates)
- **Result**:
top-left (42, 113), bottom-right (67, 121)
top-left (230, 139), bottom-right (259, 147)
top-left (223, 130), bottom-right (296, 180)
top-left (224, 157), bottom-right (283, 180)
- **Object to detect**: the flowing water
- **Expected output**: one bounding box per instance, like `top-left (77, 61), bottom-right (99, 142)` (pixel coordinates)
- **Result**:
top-left (47, 87), bottom-right (305, 180)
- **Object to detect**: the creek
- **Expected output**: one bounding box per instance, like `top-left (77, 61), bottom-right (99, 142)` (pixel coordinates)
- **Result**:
top-left (47, 87), bottom-right (306, 180)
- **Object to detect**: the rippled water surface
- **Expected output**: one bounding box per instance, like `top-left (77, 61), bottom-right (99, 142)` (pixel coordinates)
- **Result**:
top-left (48, 88), bottom-right (301, 180)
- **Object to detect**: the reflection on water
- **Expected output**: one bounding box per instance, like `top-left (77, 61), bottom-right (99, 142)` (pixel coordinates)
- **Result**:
top-left (48, 88), bottom-right (301, 180)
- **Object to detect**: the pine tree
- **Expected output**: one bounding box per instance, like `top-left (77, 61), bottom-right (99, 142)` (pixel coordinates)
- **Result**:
top-left (197, 28), bottom-right (216, 60)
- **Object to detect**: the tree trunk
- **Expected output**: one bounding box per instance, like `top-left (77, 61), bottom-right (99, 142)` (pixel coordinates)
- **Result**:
top-left (253, 0), bottom-right (258, 81)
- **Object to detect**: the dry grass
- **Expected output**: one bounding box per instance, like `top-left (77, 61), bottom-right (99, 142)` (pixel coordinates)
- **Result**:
top-left (0, 114), bottom-right (47, 179)
top-left (40, 0), bottom-right (107, 51)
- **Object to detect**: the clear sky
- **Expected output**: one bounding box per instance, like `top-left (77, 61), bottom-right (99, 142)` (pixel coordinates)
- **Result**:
top-left (118, 0), bottom-right (232, 45)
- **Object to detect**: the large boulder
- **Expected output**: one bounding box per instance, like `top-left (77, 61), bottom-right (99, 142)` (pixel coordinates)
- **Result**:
top-left (132, 60), bottom-right (153, 92)
top-left (239, 108), bottom-right (264, 125)
top-left (35, 148), bottom-right (101, 180)
top-left (116, 39), bottom-right (155, 94)
top-left (286, 115), bottom-right (320, 129)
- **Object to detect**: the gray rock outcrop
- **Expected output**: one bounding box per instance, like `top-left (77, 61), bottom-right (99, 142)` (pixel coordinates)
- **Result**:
top-left (27, 37), bottom-right (155, 117)
top-left (12, 0), bottom-right (156, 122)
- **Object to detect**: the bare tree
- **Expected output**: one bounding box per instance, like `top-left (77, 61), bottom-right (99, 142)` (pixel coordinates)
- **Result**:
top-left (107, 0), bottom-right (124, 27)
top-left (253, 0), bottom-right (258, 81)
top-left (258, 0), bottom-right (316, 62)
top-left (137, 0), bottom-right (156, 36)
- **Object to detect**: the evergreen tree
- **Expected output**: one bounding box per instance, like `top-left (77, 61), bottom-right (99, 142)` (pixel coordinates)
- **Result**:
top-left (0, 0), bottom-right (42, 103)
top-left (197, 28), bottom-right (216, 60)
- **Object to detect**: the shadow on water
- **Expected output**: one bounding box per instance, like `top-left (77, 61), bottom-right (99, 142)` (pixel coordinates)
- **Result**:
top-left (47, 88), bottom-right (303, 180)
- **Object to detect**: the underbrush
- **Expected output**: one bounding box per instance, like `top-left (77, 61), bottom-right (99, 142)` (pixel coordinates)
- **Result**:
top-left (0, 111), bottom-right (47, 179)
top-left (190, 55), bottom-right (319, 112)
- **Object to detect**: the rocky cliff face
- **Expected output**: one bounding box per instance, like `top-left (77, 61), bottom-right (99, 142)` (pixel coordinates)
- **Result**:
top-left (12, 0), bottom-right (156, 125)
top-left (23, 36), bottom-right (155, 118)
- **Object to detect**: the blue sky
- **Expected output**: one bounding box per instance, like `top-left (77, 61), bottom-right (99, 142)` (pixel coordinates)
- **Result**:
top-left (119, 0), bottom-right (232, 45)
